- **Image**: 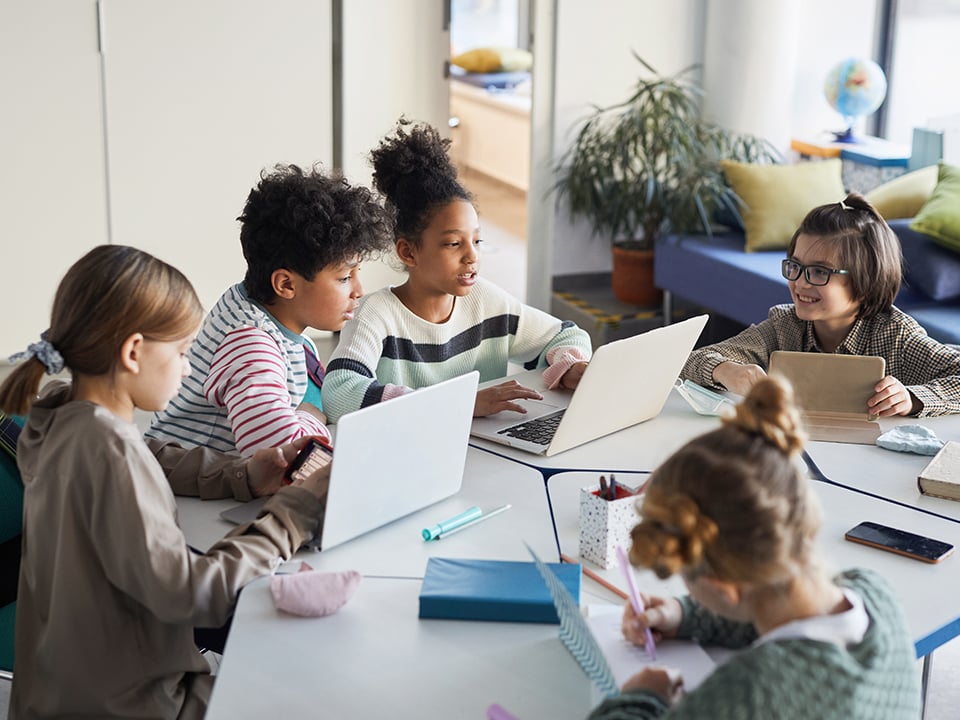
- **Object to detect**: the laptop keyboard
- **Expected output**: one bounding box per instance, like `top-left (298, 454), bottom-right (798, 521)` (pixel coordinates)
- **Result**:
top-left (497, 410), bottom-right (566, 446)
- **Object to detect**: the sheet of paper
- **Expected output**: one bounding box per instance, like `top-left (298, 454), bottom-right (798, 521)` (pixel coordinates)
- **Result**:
top-left (585, 604), bottom-right (716, 691)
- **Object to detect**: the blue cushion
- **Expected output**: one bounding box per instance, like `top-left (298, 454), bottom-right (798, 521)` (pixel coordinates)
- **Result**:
top-left (655, 232), bottom-right (791, 326)
top-left (891, 219), bottom-right (960, 301)
top-left (655, 226), bottom-right (960, 346)
top-left (904, 303), bottom-right (960, 345)
top-left (450, 66), bottom-right (530, 90)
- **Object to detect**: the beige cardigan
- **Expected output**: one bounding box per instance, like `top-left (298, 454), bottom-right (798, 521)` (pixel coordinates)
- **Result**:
top-left (11, 382), bottom-right (324, 719)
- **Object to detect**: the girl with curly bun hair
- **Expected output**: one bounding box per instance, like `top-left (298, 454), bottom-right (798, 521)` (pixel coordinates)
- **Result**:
top-left (321, 118), bottom-right (593, 423)
top-left (589, 376), bottom-right (921, 720)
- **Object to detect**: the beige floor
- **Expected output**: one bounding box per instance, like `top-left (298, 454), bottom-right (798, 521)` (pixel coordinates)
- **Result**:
top-left (4, 177), bottom-right (960, 718)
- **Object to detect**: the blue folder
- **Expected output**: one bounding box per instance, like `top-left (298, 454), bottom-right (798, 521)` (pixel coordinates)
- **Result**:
top-left (418, 557), bottom-right (581, 624)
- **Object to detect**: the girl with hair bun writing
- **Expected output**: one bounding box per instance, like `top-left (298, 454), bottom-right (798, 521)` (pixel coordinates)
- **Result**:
top-left (588, 377), bottom-right (921, 720)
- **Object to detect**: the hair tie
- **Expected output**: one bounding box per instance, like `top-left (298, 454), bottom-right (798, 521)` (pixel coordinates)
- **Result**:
top-left (839, 200), bottom-right (853, 211)
top-left (9, 330), bottom-right (65, 375)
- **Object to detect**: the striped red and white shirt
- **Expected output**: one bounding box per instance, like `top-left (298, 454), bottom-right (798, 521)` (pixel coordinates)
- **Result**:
top-left (146, 283), bottom-right (330, 456)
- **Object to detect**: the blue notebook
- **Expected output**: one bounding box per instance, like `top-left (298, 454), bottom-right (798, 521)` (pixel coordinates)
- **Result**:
top-left (418, 557), bottom-right (581, 624)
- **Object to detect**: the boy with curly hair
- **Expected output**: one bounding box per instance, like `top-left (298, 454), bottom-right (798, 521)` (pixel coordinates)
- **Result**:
top-left (147, 164), bottom-right (392, 470)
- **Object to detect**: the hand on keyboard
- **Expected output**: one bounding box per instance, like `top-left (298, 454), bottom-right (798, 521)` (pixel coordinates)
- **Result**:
top-left (473, 380), bottom-right (544, 417)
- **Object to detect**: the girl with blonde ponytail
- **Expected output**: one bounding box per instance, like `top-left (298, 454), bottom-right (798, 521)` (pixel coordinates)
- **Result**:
top-left (588, 377), bottom-right (921, 720)
top-left (1, 245), bottom-right (330, 720)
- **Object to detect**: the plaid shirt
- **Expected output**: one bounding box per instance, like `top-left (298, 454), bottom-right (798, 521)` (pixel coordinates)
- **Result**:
top-left (681, 304), bottom-right (960, 417)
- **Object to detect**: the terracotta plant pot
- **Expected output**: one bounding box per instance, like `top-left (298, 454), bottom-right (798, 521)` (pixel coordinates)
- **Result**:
top-left (611, 245), bottom-right (663, 307)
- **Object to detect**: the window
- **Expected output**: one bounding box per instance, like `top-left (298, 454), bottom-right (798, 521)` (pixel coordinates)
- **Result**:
top-left (880, 0), bottom-right (960, 146)
top-left (450, 0), bottom-right (529, 55)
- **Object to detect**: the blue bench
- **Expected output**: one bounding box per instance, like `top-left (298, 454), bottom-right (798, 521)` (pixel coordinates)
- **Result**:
top-left (655, 219), bottom-right (960, 345)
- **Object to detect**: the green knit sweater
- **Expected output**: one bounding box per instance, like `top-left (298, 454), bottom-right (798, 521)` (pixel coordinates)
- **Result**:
top-left (588, 569), bottom-right (922, 720)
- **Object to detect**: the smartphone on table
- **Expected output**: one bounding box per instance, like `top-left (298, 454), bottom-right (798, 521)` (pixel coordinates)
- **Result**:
top-left (844, 521), bottom-right (955, 564)
top-left (283, 437), bottom-right (333, 485)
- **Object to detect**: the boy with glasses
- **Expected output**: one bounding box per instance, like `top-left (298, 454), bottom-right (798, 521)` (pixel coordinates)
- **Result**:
top-left (681, 193), bottom-right (960, 417)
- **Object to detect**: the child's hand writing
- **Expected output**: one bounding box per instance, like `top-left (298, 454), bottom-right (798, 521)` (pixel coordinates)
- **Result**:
top-left (868, 375), bottom-right (921, 418)
top-left (473, 381), bottom-right (543, 417)
top-left (712, 361), bottom-right (766, 396)
top-left (622, 667), bottom-right (684, 704)
top-left (621, 593), bottom-right (682, 645)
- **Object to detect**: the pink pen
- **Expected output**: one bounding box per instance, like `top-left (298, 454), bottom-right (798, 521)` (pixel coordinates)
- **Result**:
top-left (615, 545), bottom-right (657, 660)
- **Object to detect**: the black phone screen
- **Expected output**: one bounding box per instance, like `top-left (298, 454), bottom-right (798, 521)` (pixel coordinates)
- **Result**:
top-left (284, 438), bottom-right (333, 485)
top-left (845, 521), bottom-right (954, 563)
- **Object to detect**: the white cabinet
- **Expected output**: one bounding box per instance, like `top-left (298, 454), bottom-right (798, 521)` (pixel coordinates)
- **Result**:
top-left (100, 0), bottom-right (333, 315)
top-left (1, 0), bottom-right (332, 357)
top-left (1, 0), bottom-right (454, 358)
top-left (1, 0), bottom-right (108, 356)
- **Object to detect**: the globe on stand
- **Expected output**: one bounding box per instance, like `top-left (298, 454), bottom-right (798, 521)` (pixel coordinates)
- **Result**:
top-left (823, 58), bottom-right (887, 143)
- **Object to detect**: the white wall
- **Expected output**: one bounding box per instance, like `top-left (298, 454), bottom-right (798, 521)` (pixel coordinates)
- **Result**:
top-left (1, 0), bottom-right (108, 355)
top-left (536, 0), bottom-right (880, 299)
top-left (340, 0), bottom-right (451, 294)
top-left (100, 0), bottom-right (333, 315)
top-left (1, 0), bottom-right (335, 358)
top-left (543, 0), bottom-right (706, 279)
top-left (790, 0), bottom-right (878, 142)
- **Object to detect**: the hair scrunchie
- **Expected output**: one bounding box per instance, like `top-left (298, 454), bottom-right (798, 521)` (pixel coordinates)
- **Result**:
top-left (9, 330), bottom-right (64, 375)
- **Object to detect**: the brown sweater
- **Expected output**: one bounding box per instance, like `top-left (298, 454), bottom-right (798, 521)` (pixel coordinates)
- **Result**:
top-left (10, 382), bottom-right (324, 719)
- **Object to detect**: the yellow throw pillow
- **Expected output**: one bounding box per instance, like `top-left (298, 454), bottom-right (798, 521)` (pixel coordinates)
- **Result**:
top-left (451, 47), bottom-right (533, 74)
top-left (721, 159), bottom-right (846, 252)
top-left (864, 164), bottom-right (939, 220)
top-left (451, 48), bottom-right (502, 73)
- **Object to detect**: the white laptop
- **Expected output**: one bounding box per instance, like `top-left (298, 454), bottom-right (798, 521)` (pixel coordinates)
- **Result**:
top-left (470, 314), bottom-right (708, 456)
top-left (220, 371), bottom-right (479, 550)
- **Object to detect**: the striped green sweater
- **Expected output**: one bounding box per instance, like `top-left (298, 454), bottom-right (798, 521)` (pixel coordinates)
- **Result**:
top-left (588, 569), bottom-right (922, 720)
top-left (321, 278), bottom-right (592, 423)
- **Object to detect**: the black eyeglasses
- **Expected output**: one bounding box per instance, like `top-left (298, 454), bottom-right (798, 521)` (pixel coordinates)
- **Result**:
top-left (781, 259), bottom-right (850, 286)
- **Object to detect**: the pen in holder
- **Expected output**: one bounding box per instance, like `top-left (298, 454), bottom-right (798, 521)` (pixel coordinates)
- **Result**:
top-left (578, 478), bottom-right (642, 569)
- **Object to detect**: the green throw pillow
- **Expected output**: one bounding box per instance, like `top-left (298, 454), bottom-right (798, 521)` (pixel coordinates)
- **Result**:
top-left (721, 159), bottom-right (846, 252)
top-left (911, 163), bottom-right (960, 251)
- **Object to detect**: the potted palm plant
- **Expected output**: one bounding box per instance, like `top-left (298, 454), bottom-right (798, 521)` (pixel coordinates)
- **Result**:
top-left (554, 55), bottom-right (780, 306)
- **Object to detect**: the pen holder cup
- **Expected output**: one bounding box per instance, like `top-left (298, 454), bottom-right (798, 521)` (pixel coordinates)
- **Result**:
top-left (578, 485), bottom-right (642, 569)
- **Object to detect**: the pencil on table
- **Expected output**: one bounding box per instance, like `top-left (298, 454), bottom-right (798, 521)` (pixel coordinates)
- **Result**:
top-left (560, 553), bottom-right (628, 601)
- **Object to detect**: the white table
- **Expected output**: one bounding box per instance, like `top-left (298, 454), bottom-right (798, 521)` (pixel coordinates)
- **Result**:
top-left (469, 392), bottom-right (721, 481)
top-left (178, 448), bottom-right (560, 578)
top-left (546, 470), bottom-right (960, 658)
top-left (804, 412), bottom-right (960, 523)
top-left (195, 396), bottom-right (960, 717)
top-left (205, 576), bottom-right (593, 720)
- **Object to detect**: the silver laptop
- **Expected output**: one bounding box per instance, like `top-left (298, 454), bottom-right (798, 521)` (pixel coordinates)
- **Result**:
top-left (470, 315), bottom-right (708, 456)
top-left (220, 371), bottom-right (479, 550)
